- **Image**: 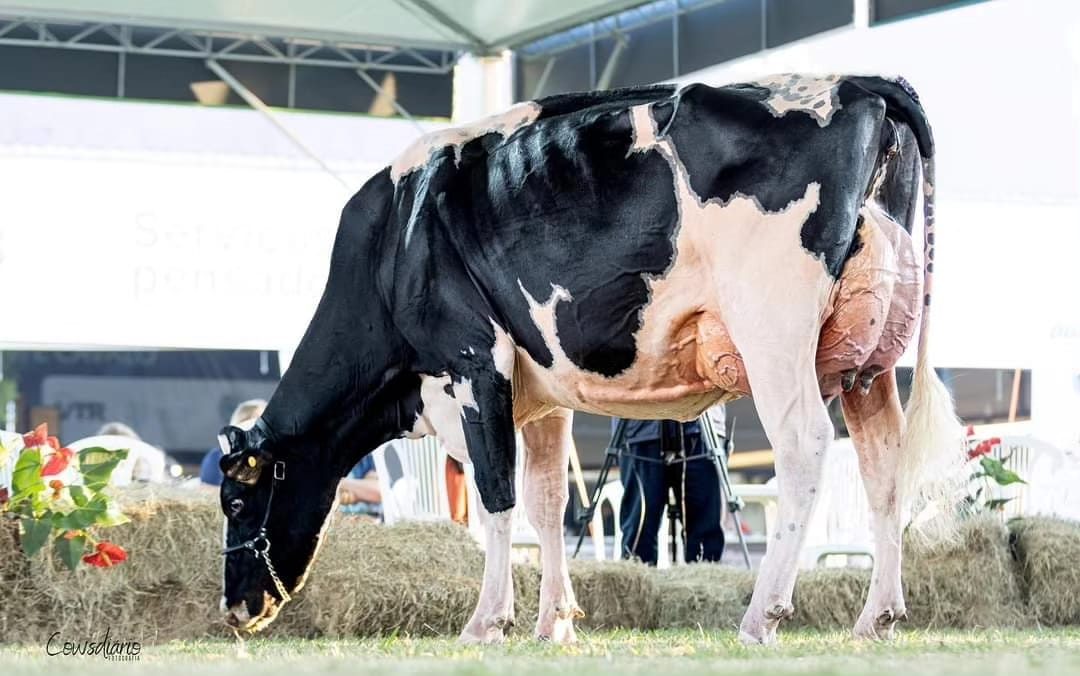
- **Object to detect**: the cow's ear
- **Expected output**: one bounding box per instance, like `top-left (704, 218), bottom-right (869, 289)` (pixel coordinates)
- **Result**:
top-left (217, 425), bottom-right (245, 456)
top-left (220, 449), bottom-right (270, 485)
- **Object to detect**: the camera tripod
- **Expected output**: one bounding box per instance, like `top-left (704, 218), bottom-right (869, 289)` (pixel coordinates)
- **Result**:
top-left (572, 413), bottom-right (752, 570)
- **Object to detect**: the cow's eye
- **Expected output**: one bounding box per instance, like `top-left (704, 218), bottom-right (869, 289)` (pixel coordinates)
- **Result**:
top-left (228, 498), bottom-right (244, 517)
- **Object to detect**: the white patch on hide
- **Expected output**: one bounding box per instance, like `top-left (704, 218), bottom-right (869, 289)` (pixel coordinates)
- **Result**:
top-left (390, 101), bottom-right (542, 184)
top-left (628, 103), bottom-right (659, 152)
top-left (489, 319), bottom-right (516, 381)
top-left (453, 378), bottom-right (479, 414)
top-left (752, 74), bottom-right (841, 127)
top-left (414, 375), bottom-right (469, 461)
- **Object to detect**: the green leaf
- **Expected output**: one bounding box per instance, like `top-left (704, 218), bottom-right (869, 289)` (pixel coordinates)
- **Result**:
top-left (20, 517), bottom-right (52, 557)
top-left (77, 447), bottom-right (128, 491)
top-left (68, 485), bottom-right (90, 508)
top-left (979, 457), bottom-right (1026, 486)
top-left (51, 502), bottom-right (101, 531)
top-left (11, 447), bottom-right (45, 502)
top-left (95, 505), bottom-right (130, 528)
top-left (985, 498), bottom-right (1014, 511)
top-left (54, 534), bottom-right (87, 571)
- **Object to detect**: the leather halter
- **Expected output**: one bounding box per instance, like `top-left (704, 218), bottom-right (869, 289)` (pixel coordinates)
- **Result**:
top-left (220, 459), bottom-right (292, 603)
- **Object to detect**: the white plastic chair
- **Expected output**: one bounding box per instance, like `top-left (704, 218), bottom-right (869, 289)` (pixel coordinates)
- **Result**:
top-left (731, 482), bottom-right (779, 546)
top-left (371, 437), bottom-right (450, 524)
top-left (67, 435), bottom-right (166, 486)
top-left (980, 435), bottom-right (1072, 519)
top-left (0, 430), bottom-right (21, 492)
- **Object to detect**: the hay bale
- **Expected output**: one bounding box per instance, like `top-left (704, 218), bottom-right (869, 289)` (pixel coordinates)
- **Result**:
top-left (5, 486), bottom-right (227, 644)
top-left (569, 559), bottom-right (659, 630)
top-left (1009, 516), bottom-right (1080, 625)
top-left (289, 519), bottom-right (487, 637)
top-left (790, 567), bottom-right (869, 630)
top-left (902, 514), bottom-right (1029, 629)
top-left (654, 563), bottom-right (753, 631)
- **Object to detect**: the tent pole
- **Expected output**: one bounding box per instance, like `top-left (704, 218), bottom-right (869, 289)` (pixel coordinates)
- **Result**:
top-left (205, 59), bottom-right (350, 189)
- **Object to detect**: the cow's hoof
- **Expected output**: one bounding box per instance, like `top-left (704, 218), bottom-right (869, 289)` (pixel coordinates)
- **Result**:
top-left (459, 615), bottom-right (514, 644)
top-left (853, 607), bottom-right (906, 641)
top-left (535, 603), bottom-right (583, 644)
top-left (739, 604), bottom-right (791, 646)
top-left (737, 628), bottom-right (777, 647)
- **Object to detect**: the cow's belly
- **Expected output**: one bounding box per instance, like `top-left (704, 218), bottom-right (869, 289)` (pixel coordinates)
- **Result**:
top-left (511, 311), bottom-right (744, 424)
top-left (510, 256), bottom-right (751, 424)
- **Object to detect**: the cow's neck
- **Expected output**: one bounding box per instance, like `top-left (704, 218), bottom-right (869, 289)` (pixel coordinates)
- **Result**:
top-left (261, 290), bottom-right (417, 472)
top-left (259, 171), bottom-right (415, 471)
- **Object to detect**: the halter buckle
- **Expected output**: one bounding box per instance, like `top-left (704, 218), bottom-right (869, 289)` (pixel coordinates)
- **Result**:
top-left (273, 461), bottom-right (286, 481)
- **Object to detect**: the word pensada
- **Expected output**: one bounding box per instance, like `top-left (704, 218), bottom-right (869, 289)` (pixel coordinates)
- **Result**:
top-left (46, 627), bottom-right (141, 661)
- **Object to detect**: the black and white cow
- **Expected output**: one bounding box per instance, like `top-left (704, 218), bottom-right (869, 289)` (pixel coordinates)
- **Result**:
top-left (217, 74), bottom-right (962, 645)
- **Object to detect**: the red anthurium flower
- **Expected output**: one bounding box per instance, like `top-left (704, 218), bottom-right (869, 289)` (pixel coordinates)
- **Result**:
top-left (46, 436), bottom-right (61, 451)
top-left (22, 423), bottom-right (49, 449)
top-left (967, 437), bottom-right (1000, 460)
top-left (40, 447), bottom-right (74, 477)
top-left (83, 542), bottom-right (127, 568)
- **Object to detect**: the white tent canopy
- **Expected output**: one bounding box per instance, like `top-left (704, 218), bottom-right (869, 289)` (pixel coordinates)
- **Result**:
top-left (0, 0), bottom-right (649, 51)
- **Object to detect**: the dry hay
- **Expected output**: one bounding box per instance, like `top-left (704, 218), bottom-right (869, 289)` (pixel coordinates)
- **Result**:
top-left (654, 563), bottom-right (753, 631)
top-left (289, 519), bottom-right (485, 637)
top-left (790, 567), bottom-right (870, 630)
top-left (2, 486), bottom-right (228, 644)
top-left (569, 559), bottom-right (660, 630)
top-left (902, 514), bottom-right (1029, 629)
top-left (1009, 516), bottom-right (1080, 625)
top-left (2, 491), bottom-right (1073, 644)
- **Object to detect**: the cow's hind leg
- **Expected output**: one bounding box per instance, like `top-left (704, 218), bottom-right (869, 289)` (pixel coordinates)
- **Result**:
top-left (522, 408), bottom-right (583, 643)
top-left (738, 354), bottom-right (833, 645)
top-left (841, 368), bottom-right (907, 639)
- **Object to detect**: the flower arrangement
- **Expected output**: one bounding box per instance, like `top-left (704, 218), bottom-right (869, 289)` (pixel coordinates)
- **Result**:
top-left (0, 423), bottom-right (129, 569)
top-left (964, 425), bottom-right (1026, 514)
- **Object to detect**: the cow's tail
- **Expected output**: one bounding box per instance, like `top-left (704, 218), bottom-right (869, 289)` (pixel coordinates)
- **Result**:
top-left (864, 77), bottom-right (966, 544)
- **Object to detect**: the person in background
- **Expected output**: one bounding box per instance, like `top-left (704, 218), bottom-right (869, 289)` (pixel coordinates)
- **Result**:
top-left (95, 421), bottom-right (167, 484)
top-left (199, 399), bottom-right (267, 487)
top-left (616, 404), bottom-right (727, 565)
top-left (338, 453), bottom-right (382, 520)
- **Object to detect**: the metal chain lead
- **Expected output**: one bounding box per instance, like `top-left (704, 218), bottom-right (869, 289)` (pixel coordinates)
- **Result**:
top-left (254, 538), bottom-right (292, 603)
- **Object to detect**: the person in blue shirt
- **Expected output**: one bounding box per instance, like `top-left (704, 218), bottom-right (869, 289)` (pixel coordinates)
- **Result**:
top-left (616, 405), bottom-right (727, 565)
top-left (337, 453), bottom-right (382, 519)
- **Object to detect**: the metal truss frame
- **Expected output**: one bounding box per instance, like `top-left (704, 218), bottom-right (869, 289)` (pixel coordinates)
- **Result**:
top-left (0, 16), bottom-right (462, 75)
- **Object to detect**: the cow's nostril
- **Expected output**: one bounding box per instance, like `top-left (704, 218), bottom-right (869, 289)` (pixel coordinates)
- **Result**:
top-left (224, 604), bottom-right (250, 628)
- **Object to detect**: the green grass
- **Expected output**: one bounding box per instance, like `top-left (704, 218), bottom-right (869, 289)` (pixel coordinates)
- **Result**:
top-left (3, 629), bottom-right (1079, 676)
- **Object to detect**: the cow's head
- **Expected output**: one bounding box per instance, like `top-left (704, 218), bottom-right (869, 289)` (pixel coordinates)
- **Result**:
top-left (217, 422), bottom-right (339, 632)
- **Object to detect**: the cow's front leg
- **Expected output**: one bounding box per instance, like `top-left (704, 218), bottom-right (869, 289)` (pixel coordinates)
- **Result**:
top-left (841, 368), bottom-right (907, 640)
top-left (522, 409), bottom-right (583, 643)
top-left (737, 355), bottom-right (833, 646)
top-left (455, 357), bottom-right (519, 644)
top-left (460, 504), bottom-right (515, 643)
